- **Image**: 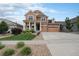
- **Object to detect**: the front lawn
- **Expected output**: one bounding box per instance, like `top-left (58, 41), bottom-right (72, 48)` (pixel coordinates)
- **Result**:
top-left (0, 32), bottom-right (36, 40)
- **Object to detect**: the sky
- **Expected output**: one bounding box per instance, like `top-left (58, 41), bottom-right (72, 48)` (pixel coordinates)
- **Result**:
top-left (0, 3), bottom-right (79, 25)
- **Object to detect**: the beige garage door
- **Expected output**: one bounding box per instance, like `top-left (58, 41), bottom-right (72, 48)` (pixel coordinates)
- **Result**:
top-left (41, 26), bottom-right (47, 32)
top-left (48, 27), bottom-right (60, 32)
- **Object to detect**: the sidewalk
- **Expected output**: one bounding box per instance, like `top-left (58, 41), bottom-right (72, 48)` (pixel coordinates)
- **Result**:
top-left (0, 40), bottom-right (46, 45)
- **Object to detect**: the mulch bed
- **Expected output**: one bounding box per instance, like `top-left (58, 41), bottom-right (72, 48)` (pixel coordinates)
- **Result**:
top-left (0, 44), bottom-right (51, 56)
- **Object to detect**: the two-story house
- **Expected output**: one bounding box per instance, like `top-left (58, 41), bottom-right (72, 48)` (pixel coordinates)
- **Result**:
top-left (23, 10), bottom-right (60, 32)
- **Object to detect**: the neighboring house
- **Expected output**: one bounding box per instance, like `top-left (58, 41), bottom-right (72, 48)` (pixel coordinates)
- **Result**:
top-left (23, 10), bottom-right (61, 32)
top-left (55, 21), bottom-right (66, 32)
top-left (0, 18), bottom-right (23, 32)
top-left (70, 16), bottom-right (79, 31)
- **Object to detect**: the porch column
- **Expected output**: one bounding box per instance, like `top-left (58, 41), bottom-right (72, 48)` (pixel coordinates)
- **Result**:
top-left (23, 23), bottom-right (26, 31)
top-left (40, 22), bottom-right (41, 31)
top-left (34, 22), bottom-right (36, 31)
top-left (29, 22), bottom-right (31, 30)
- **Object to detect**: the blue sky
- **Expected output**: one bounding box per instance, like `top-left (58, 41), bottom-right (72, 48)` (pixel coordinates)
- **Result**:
top-left (0, 3), bottom-right (79, 25)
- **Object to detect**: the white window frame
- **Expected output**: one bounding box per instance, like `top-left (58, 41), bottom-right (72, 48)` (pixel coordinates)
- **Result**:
top-left (28, 15), bottom-right (34, 21)
top-left (41, 17), bottom-right (46, 21)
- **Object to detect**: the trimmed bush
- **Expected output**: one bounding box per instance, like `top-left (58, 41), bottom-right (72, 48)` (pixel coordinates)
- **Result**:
top-left (0, 45), bottom-right (5, 49)
top-left (20, 47), bottom-right (31, 56)
top-left (23, 29), bottom-right (32, 33)
top-left (3, 48), bottom-right (15, 56)
top-left (16, 42), bottom-right (25, 48)
top-left (23, 29), bottom-right (35, 33)
top-left (11, 28), bottom-right (22, 35)
top-left (0, 42), bottom-right (5, 49)
top-left (30, 29), bottom-right (35, 33)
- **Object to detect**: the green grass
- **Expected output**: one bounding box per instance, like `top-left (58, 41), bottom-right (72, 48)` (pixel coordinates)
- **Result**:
top-left (0, 32), bottom-right (36, 40)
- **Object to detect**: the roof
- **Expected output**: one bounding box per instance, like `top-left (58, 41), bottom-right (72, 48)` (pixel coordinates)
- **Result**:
top-left (55, 21), bottom-right (65, 23)
top-left (55, 21), bottom-right (65, 25)
top-left (24, 10), bottom-right (48, 17)
top-left (0, 18), bottom-right (23, 27)
top-left (48, 19), bottom-right (65, 25)
top-left (24, 10), bottom-right (34, 16)
top-left (70, 16), bottom-right (79, 23)
top-left (33, 10), bottom-right (48, 17)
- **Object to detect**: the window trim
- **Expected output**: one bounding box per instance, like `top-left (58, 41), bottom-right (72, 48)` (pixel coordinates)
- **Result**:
top-left (28, 15), bottom-right (34, 21)
top-left (41, 17), bottom-right (46, 21)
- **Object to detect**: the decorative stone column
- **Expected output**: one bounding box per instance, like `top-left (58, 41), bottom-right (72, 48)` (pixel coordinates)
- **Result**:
top-left (40, 21), bottom-right (41, 31)
top-left (23, 23), bottom-right (26, 31)
top-left (29, 22), bottom-right (31, 30)
top-left (34, 22), bottom-right (36, 31)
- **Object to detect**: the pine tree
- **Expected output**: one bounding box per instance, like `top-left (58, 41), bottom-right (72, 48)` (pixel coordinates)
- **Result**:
top-left (65, 17), bottom-right (73, 32)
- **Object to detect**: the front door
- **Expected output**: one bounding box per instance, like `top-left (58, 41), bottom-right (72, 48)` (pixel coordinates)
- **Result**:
top-left (36, 23), bottom-right (40, 31)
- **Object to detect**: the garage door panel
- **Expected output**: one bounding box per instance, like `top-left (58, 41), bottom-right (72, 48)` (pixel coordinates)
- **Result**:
top-left (41, 26), bottom-right (47, 32)
top-left (48, 27), bottom-right (60, 32)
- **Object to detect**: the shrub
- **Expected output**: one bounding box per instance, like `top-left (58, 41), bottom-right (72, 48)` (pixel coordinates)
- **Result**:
top-left (11, 28), bottom-right (22, 35)
top-left (16, 42), bottom-right (25, 48)
top-left (3, 48), bottom-right (15, 56)
top-left (0, 45), bottom-right (5, 49)
top-left (0, 42), bottom-right (5, 49)
top-left (23, 29), bottom-right (35, 33)
top-left (30, 29), bottom-right (35, 33)
top-left (24, 29), bottom-right (32, 33)
top-left (20, 47), bottom-right (31, 56)
top-left (0, 21), bottom-right (8, 34)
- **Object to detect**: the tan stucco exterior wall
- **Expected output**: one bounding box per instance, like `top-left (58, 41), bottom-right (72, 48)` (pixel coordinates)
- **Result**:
top-left (23, 10), bottom-right (60, 32)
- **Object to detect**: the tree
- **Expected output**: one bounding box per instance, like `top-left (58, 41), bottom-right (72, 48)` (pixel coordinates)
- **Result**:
top-left (52, 18), bottom-right (55, 21)
top-left (60, 24), bottom-right (63, 32)
top-left (76, 16), bottom-right (79, 31)
top-left (65, 17), bottom-right (73, 32)
top-left (0, 21), bottom-right (8, 34)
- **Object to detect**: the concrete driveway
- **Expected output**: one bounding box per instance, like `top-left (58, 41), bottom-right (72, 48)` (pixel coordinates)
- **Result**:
top-left (42, 32), bottom-right (79, 56)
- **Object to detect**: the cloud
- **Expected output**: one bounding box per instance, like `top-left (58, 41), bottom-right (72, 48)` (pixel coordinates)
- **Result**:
top-left (26, 4), bottom-right (57, 13)
top-left (0, 3), bottom-right (68, 25)
top-left (0, 3), bottom-right (60, 17)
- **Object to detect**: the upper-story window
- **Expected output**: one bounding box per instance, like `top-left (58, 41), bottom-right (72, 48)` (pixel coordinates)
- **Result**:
top-left (42, 17), bottom-right (45, 21)
top-left (28, 16), bottom-right (33, 21)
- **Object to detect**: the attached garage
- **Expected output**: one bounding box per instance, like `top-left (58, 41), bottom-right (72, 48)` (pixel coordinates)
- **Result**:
top-left (41, 25), bottom-right (47, 32)
top-left (47, 27), bottom-right (60, 32)
top-left (41, 23), bottom-right (60, 32)
top-left (47, 24), bottom-right (60, 32)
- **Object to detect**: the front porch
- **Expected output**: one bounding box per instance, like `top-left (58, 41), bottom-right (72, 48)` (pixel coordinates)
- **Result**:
top-left (23, 22), bottom-right (41, 32)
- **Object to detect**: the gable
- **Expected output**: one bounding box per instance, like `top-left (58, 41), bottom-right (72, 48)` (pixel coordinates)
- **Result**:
top-left (25, 10), bottom-right (35, 16)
